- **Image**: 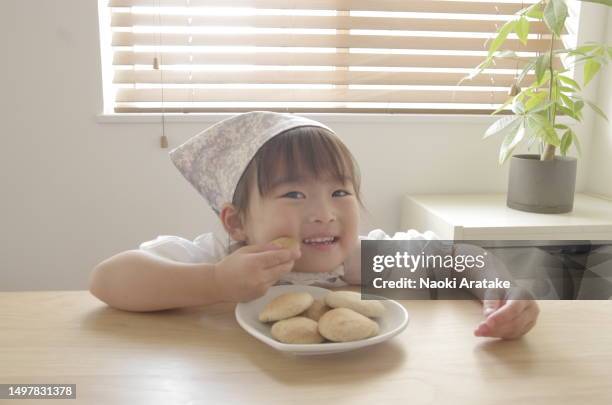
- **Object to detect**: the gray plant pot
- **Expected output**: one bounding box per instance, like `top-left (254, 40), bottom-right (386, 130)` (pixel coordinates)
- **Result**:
top-left (507, 154), bottom-right (577, 214)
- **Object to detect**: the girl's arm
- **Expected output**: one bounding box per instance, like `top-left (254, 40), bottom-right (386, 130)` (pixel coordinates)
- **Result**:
top-left (89, 243), bottom-right (300, 312)
top-left (89, 250), bottom-right (222, 312)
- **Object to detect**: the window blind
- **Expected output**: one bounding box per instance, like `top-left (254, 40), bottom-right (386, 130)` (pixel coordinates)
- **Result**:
top-left (105, 0), bottom-right (572, 114)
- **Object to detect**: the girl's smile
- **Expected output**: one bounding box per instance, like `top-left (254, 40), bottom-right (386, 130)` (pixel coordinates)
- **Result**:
top-left (302, 235), bottom-right (340, 250)
top-left (241, 175), bottom-right (360, 273)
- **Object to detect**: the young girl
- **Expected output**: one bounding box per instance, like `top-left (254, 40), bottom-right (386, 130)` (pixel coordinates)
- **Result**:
top-left (89, 111), bottom-right (538, 339)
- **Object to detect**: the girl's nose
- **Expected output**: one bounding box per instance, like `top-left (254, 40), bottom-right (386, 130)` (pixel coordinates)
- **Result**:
top-left (307, 199), bottom-right (337, 223)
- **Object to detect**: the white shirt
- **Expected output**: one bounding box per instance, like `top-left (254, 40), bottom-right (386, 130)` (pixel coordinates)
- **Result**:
top-left (139, 229), bottom-right (439, 288)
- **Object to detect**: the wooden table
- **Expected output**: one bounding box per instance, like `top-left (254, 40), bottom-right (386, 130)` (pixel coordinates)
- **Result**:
top-left (1, 291), bottom-right (611, 404)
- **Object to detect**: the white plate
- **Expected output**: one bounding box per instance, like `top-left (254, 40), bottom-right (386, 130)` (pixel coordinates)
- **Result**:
top-left (235, 285), bottom-right (409, 355)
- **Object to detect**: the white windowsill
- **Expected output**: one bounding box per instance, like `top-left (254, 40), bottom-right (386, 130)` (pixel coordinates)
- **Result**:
top-left (96, 113), bottom-right (578, 125)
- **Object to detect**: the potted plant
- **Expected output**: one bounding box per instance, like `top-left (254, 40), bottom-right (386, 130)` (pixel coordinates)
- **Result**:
top-left (462, 0), bottom-right (612, 213)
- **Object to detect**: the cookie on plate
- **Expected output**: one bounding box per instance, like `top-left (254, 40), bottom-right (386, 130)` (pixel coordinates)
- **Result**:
top-left (271, 316), bottom-right (324, 344)
top-left (325, 290), bottom-right (385, 318)
top-left (259, 292), bottom-right (314, 322)
top-left (302, 298), bottom-right (330, 321)
top-left (318, 308), bottom-right (379, 342)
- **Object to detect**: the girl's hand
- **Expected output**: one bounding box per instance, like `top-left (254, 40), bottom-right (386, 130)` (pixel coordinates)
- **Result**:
top-left (474, 288), bottom-right (540, 339)
top-left (213, 242), bottom-right (301, 303)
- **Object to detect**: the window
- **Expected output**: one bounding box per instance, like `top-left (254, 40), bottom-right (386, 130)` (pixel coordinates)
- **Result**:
top-left (99, 0), bottom-right (578, 114)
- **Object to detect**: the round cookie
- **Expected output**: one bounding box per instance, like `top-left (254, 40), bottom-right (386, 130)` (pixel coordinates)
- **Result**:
top-left (259, 292), bottom-right (314, 322)
top-left (318, 308), bottom-right (379, 342)
top-left (271, 237), bottom-right (298, 249)
top-left (271, 317), bottom-right (324, 344)
top-left (325, 291), bottom-right (385, 318)
top-left (302, 299), bottom-right (330, 321)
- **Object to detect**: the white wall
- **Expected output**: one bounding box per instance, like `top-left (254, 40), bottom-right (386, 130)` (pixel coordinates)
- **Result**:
top-left (0, 0), bottom-right (608, 291)
top-left (587, 9), bottom-right (612, 198)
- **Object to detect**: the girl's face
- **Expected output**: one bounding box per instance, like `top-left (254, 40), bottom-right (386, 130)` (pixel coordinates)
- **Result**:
top-left (242, 174), bottom-right (360, 273)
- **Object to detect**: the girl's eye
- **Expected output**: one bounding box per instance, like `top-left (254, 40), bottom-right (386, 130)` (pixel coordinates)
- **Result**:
top-left (333, 190), bottom-right (351, 197)
top-left (283, 191), bottom-right (305, 199)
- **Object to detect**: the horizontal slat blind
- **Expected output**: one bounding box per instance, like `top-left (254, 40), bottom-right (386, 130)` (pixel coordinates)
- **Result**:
top-left (105, 0), bottom-right (567, 114)
top-left (111, 14), bottom-right (554, 34)
top-left (108, 0), bottom-right (535, 14)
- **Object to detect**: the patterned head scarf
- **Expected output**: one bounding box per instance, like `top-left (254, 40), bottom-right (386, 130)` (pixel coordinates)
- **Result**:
top-left (169, 111), bottom-right (335, 215)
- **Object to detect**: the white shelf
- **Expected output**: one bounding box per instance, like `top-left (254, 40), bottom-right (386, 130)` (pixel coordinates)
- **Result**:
top-left (401, 193), bottom-right (612, 240)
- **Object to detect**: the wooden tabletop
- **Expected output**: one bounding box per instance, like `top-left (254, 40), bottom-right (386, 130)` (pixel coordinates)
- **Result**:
top-left (1, 291), bottom-right (611, 404)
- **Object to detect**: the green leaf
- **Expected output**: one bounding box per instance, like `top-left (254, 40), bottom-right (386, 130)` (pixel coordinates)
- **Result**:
top-left (527, 135), bottom-right (540, 151)
top-left (571, 130), bottom-right (582, 156)
top-left (544, 0), bottom-right (568, 37)
top-left (525, 91), bottom-right (549, 111)
top-left (527, 114), bottom-right (560, 146)
top-left (488, 20), bottom-right (517, 57)
top-left (560, 130), bottom-right (572, 156)
top-left (585, 100), bottom-right (609, 122)
top-left (575, 0), bottom-right (612, 7)
top-left (517, 58), bottom-right (537, 84)
top-left (499, 123), bottom-right (526, 164)
top-left (558, 85), bottom-right (577, 93)
top-left (565, 44), bottom-right (605, 60)
top-left (544, 128), bottom-right (561, 147)
top-left (484, 115), bottom-right (521, 138)
top-left (578, 43), bottom-right (601, 53)
top-left (492, 98), bottom-right (514, 115)
top-left (573, 54), bottom-right (608, 65)
top-left (574, 100), bottom-right (585, 113)
top-left (516, 16), bottom-right (530, 45)
top-left (511, 98), bottom-right (526, 114)
top-left (496, 50), bottom-right (519, 58)
top-left (554, 124), bottom-right (570, 130)
top-left (525, 2), bottom-right (544, 19)
top-left (559, 93), bottom-right (574, 109)
top-left (458, 56), bottom-right (494, 84)
top-left (556, 102), bottom-right (581, 121)
top-left (553, 75), bottom-right (561, 100)
top-left (594, 47), bottom-right (606, 57)
top-left (535, 53), bottom-right (551, 84)
top-left (530, 100), bottom-right (555, 114)
top-left (584, 59), bottom-right (602, 86)
top-left (557, 75), bottom-right (582, 91)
